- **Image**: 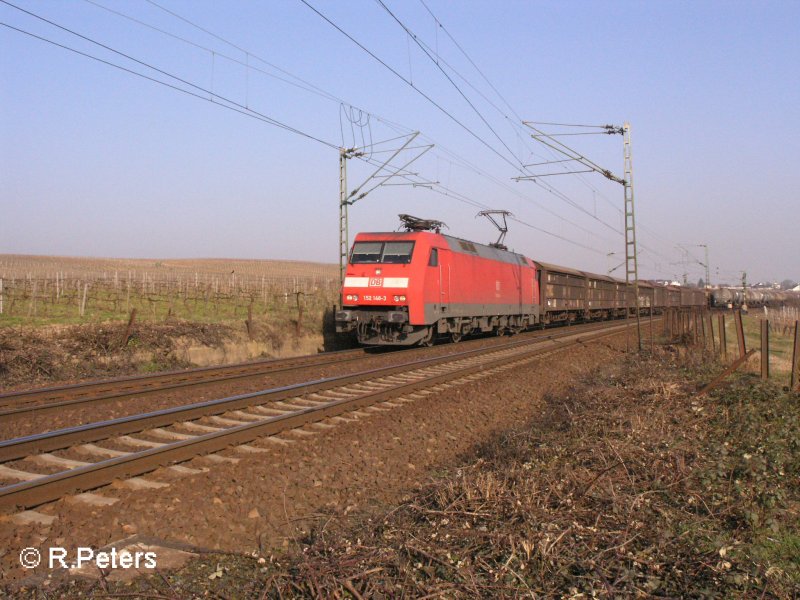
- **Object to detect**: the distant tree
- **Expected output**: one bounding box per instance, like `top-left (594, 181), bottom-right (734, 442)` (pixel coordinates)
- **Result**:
top-left (697, 278), bottom-right (705, 288)
top-left (780, 279), bottom-right (797, 290)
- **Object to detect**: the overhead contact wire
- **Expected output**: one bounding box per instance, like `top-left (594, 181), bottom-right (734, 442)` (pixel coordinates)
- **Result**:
top-left (298, 0), bottom-right (524, 174)
top-left (83, 0), bottom-right (620, 252)
top-left (374, 0), bottom-right (524, 168)
top-left (0, 17), bottom-right (338, 149)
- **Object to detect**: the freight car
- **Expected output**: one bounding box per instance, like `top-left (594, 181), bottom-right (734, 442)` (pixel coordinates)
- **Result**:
top-left (533, 263), bottom-right (702, 324)
top-left (709, 287), bottom-right (789, 309)
top-left (335, 219), bottom-right (706, 346)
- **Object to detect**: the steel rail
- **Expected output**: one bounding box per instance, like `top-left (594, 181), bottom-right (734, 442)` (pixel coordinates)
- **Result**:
top-left (0, 348), bottom-right (371, 419)
top-left (0, 320), bottom-right (623, 462)
top-left (0, 323), bottom-right (631, 511)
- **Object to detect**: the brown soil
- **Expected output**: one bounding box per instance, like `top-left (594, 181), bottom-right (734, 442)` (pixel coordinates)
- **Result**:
top-left (0, 331), bottom-right (627, 585)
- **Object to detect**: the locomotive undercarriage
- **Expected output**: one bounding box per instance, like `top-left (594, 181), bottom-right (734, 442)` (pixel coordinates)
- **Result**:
top-left (335, 307), bottom-right (538, 346)
top-left (335, 306), bottom-right (428, 345)
top-left (543, 306), bottom-right (659, 325)
top-left (338, 304), bottom-right (667, 346)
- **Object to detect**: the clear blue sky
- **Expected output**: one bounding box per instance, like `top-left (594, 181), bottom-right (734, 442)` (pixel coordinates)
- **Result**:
top-left (2, 0), bottom-right (798, 284)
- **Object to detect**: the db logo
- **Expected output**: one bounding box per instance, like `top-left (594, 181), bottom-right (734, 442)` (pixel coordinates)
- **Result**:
top-left (369, 278), bottom-right (383, 287)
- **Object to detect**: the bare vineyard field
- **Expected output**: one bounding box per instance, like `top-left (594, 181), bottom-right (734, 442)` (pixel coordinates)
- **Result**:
top-left (0, 255), bottom-right (340, 327)
top-left (736, 308), bottom-right (800, 377)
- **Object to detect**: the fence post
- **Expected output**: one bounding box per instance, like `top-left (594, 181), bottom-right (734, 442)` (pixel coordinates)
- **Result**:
top-left (707, 312), bottom-right (716, 354)
top-left (792, 320), bottom-right (800, 391)
top-left (718, 313), bottom-right (727, 361)
top-left (649, 290), bottom-right (654, 352)
top-left (700, 311), bottom-right (707, 350)
top-left (734, 309), bottom-right (746, 359)
top-left (760, 319), bottom-right (769, 380)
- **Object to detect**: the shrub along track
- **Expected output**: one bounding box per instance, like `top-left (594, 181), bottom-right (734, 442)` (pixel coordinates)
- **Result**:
top-left (0, 320), bottom-right (636, 513)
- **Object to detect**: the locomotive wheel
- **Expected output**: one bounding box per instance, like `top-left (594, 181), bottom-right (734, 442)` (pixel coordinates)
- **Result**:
top-left (418, 327), bottom-right (435, 347)
top-left (450, 332), bottom-right (462, 343)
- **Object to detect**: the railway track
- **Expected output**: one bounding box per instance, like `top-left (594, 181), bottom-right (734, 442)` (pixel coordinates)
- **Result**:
top-left (0, 320), bottom-right (615, 423)
top-left (0, 320), bottom-right (637, 513)
top-left (0, 347), bottom-right (372, 422)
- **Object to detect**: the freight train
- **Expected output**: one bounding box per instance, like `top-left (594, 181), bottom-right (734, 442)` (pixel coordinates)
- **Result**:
top-left (335, 217), bottom-right (706, 346)
top-left (709, 287), bottom-right (791, 309)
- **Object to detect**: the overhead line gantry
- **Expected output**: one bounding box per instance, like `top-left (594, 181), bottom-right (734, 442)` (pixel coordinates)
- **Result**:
top-left (518, 121), bottom-right (642, 352)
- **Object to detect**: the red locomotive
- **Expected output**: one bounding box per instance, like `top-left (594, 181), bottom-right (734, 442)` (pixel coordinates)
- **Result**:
top-left (335, 215), bottom-right (705, 346)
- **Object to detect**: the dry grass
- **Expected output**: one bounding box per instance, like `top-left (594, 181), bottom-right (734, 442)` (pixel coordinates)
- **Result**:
top-left (0, 308), bottom-right (340, 388)
top-left (0, 321), bottom-right (228, 387)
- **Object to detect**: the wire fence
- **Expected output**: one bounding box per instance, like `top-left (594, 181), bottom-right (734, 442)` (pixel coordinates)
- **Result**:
top-left (762, 306), bottom-right (800, 336)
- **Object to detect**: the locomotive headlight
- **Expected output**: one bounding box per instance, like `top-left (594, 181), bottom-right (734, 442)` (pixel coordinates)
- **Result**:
top-left (393, 295), bottom-right (407, 303)
top-left (346, 294), bottom-right (359, 302)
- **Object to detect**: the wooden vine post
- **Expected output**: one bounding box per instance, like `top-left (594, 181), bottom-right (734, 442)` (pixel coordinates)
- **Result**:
top-left (791, 320), bottom-right (800, 391)
top-left (760, 319), bottom-right (769, 380)
top-left (734, 310), bottom-right (746, 359)
top-left (718, 313), bottom-right (727, 361)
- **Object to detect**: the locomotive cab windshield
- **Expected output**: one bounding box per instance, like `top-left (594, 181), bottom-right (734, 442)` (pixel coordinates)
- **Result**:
top-left (350, 241), bottom-right (415, 264)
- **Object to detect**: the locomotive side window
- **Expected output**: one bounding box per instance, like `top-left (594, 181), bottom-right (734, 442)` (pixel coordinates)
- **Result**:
top-left (428, 248), bottom-right (438, 267)
top-left (350, 241), bottom-right (415, 264)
